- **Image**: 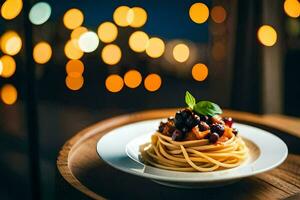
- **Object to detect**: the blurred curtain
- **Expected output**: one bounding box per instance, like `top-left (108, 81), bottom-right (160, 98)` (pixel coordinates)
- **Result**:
top-left (231, 0), bottom-right (263, 113)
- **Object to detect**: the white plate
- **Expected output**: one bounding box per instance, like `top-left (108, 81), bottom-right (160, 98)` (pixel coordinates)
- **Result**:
top-left (97, 119), bottom-right (288, 188)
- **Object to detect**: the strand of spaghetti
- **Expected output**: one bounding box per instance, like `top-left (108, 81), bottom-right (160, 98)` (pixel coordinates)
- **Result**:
top-left (180, 145), bottom-right (220, 172)
top-left (146, 147), bottom-right (190, 167)
top-left (186, 148), bottom-right (244, 168)
top-left (158, 141), bottom-right (211, 163)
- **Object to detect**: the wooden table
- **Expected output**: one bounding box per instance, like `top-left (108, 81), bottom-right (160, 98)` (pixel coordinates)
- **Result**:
top-left (56, 109), bottom-right (300, 200)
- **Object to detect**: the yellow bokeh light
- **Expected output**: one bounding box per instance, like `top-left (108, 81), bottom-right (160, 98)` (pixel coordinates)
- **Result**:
top-left (66, 59), bottom-right (84, 77)
top-left (0, 55), bottom-right (16, 78)
top-left (65, 75), bottom-right (84, 91)
top-left (144, 74), bottom-right (162, 92)
top-left (33, 42), bottom-right (52, 64)
top-left (129, 31), bottom-right (149, 53)
top-left (284, 0), bottom-right (300, 18)
top-left (257, 25), bottom-right (277, 47)
top-left (124, 70), bottom-right (142, 88)
top-left (113, 6), bottom-right (131, 27)
top-left (211, 6), bottom-right (227, 23)
top-left (64, 39), bottom-right (84, 59)
top-left (63, 8), bottom-right (84, 30)
top-left (97, 22), bottom-right (118, 43)
top-left (0, 31), bottom-right (22, 56)
top-left (146, 37), bottom-right (165, 58)
top-left (127, 7), bottom-right (147, 28)
top-left (192, 63), bottom-right (208, 81)
top-left (105, 74), bottom-right (124, 93)
top-left (173, 43), bottom-right (190, 62)
top-left (101, 44), bottom-right (122, 65)
top-left (71, 26), bottom-right (88, 40)
top-left (1, 0), bottom-right (23, 20)
top-left (0, 60), bottom-right (3, 75)
top-left (1, 84), bottom-right (17, 105)
top-left (189, 3), bottom-right (209, 24)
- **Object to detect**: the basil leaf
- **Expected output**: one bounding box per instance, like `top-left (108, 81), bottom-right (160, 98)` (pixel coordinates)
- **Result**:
top-left (194, 101), bottom-right (223, 116)
top-left (185, 91), bottom-right (196, 109)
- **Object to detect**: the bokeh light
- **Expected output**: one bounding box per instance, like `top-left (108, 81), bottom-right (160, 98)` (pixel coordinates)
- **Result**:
top-left (129, 31), bottom-right (149, 53)
top-left (0, 60), bottom-right (3, 75)
top-left (63, 8), bottom-right (84, 30)
top-left (211, 6), bottom-right (227, 23)
top-left (127, 7), bottom-right (147, 28)
top-left (284, 0), bottom-right (300, 18)
top-left (0, 31), bottom-right (22, 56)
top-left (173, 43), bottom-right (190, 62)
top-left (64, 39), bottom-right (84, 59)
top-left (146, 37), bottom-right (165, 58)
top-left (144, 74), bottom-right (162, 92)
top-left (78, 31), bottom-right (99, 53)
top-left (113, 6), bottom-right (131, 27)
top-left (189, 3), bottom-right (209, 24)
top-left (101, 44), bottom-right (122, 65)
top-left (1, 84), bottom-right (17, 105)
top-left (71, 26), bottom-right (88, 40)
top-left (257, 25), bottom-right (277, 47)
top-left (124, 70), bottom-right (142, 88)
top-left (1, 0), bottom-right (23, 20)
top-left (29, 2), bottom-right (51, 25)
top-left (33, 42), bottom-right (52, 64)
top-left (66, 59), bottom-right (84, 77)
top-left (192, 63), bottom-right (208, 81)
top-left (105, 74), bottom-right (124, 93)
top-left (65, 75), bottom-right (84, 91)
top-left (0, 55), bottom-right (16, 78)
top-left (97, 22), bottom-right (118, 43)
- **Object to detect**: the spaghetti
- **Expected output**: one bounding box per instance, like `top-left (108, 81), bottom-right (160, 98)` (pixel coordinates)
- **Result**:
top-left (140, 132), bottom-right (248, 172)
top-left (140, 92), bottom-right (249, 172)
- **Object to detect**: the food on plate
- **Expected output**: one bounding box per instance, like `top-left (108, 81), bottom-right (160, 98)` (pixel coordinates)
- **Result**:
top-left (140, 91), bottom-right (248, 172)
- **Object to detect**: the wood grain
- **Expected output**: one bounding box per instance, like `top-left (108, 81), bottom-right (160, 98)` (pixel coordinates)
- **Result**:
top-left (57, 109), bottom-right (300, 200)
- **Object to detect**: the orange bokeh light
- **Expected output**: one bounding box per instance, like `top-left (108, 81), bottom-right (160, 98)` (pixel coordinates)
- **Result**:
top-left (144, 73), bottom-right (162, 92)
top-left (105, 74), bottom-right (124, 93)
top-left (101, 44), bottom-right (122, 65)
top-left (0, 55), bottom-right (16, 78)
top-left (66, 59), bottom-right (84, 76)
top-left (189, 3), bottom-right (209, 24)
top-left (1, 84), bottom-right (17, 105)
top-left (64, 39), bottom-right (84, 59)
top-left (124, 70), bottom-right (142, 88)
top-left (211, 6), bottom-right (227, 23)
top-left (0, 31), bottom-right (22, 56)
top-left (192, 63), bottom-right (208, 81)
top-left (113, 6), bottom-right (131, 27)
top-left (63, 8), bottom-right (84, 30)
top-left (33, 42), bottom-right (52, 64)
top-left (284, 0), bottom-right (300, 18)
top-left (71, 26), bottom-right (88, 40)
top-left (65, 75), bottom-right (84, 91)
top-left (1, 0), bottom-right (23, 20)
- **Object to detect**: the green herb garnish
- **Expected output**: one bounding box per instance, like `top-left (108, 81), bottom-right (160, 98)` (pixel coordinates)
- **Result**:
top-left (185, 91), bottom-right (222, 116)
top-left (185, 91), bottom-right (196, 109)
